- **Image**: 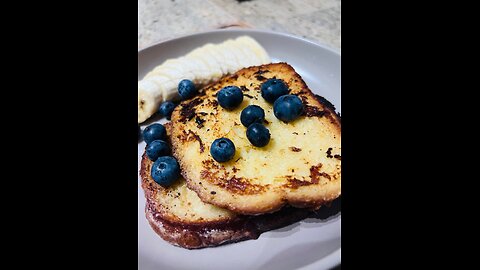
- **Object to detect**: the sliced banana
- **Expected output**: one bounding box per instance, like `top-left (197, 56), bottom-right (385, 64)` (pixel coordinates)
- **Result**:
top-left (151, 59), bottom-right (183, 74)
top-left (228, 40), bottom-right (262, 68)
top-left (215, 44), bottom-right (242, 74)
top-left (187, 50), bottom-right (223, 80)
top-left (220, 41), bottom-right (251, 71)
top-left (157, 68), bottom-right (195, 82)
top-left (138, 80), bottom-right (164, 123)
top-left (146, 65), bottom-right (182, 80)
top-left (192, 44), bottom-right (224, 76)
top-left (199, 44), bottom-right (229, 75)
top-left (147, 75), bottom-right (179, 101)
top-left (236, 36), bottom-right (270, 64)
top-left (177, 57), bottom-right (211, 85)
top-left (148, 59), bottom-right (196, 81)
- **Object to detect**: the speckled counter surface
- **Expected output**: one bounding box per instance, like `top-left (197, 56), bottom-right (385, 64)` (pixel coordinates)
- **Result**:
top-left (138, 0), bottom-right (340, 52)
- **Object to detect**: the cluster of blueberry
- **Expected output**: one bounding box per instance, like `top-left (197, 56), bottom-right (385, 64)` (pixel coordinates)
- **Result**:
top-left (210, 78), bottom-right (304, 163)
top-left (139, 77), bottom-right (305, 186)
top-left (143, 124), bottom-right (179, 186)
top-left (159, 79), bottom-right (198, 120)
top-left (138, 79), bottom-right (198, 186)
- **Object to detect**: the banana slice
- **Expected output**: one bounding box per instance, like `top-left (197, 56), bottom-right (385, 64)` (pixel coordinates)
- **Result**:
top-left (187, 49), bottom-right (223, 80)
top-left (155, 68), bottom-right (195, 82)
top-left (215, 44), bottom-right (242, 74)
top-left (147, 75), bottom-right (179, 102)
top-left (220, 41), bottom-right (252, 71)
top-left (151, 59), bottom-right (183, 74)
top-left (177, 57), bottom-right (211, 85)
top-left (228, 40), bottom-right (263, 68)
top-left (236, 36), bottom-right (270, 64)
top-left (189, 53), bottom-right (222, 81)
top-left (199, 44), bottom-right (229, 75)
top-left (148, 59), bottom-right (196, 81)
top-left (138, 80), bottom-right (163, 123)
top-left (221, 40), bottom-right (248, 67)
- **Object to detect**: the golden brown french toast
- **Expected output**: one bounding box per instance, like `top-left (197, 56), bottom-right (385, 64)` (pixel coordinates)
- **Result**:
top-left (140, 151), bottom-right (312, 249)
top-left (169, 63), bottom-right (341, 215)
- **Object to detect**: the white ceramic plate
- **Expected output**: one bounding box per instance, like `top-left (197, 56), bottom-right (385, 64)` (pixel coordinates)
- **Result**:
top-left (138, 29), bottom-right (341, 270)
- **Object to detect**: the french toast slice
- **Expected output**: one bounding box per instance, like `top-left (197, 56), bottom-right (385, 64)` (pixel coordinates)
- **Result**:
top-left (140, 151), bottom-right (312, 249)
top-left (169, 63), bottom-right (341, 215)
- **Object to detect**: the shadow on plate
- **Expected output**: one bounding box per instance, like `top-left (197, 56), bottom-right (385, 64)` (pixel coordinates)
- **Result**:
top-left (302, 196), bottom-right (341, 228)
top-left (252, 238), bottom-right (341, 270)
top-left (311, 196), bottom-right (341, 220)
top-left (264, 197), bottom-right (341, 238)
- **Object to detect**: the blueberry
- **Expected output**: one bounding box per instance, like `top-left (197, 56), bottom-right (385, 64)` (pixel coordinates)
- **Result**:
top-left (143, 123), bottom-right (167, 145)
top-left (210, 138), bottom-right (236, 163)
top-left (273, 95), bottom-right (304, 123)
top-left (138, 125), bottom-right (142, 141)
top-left (178, 79), bottom-right (197, 100)
top-left (246, 123), bottom-right (270, 147)
top-left (261, 79), bottom-right (289, 103)
top-left (158, 101), bottom-right (176, 120)
top-left (217, 86), bottom-right (243, 110)
top-left (240, 105), bottom-right (265, 127)
top-left (146, 140), bottom-right (171, 161)
top-left (150, 156), bottom-right (180, 187)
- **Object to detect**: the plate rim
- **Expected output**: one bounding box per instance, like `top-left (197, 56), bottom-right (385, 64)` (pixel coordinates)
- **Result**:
top-left (138, 28), bottom-right (340, 56)
top-left (138, 29), bottom-right (341, 270)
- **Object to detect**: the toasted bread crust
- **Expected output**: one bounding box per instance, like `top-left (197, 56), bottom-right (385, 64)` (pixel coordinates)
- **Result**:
top-left (145, 201), bottom-right (259, 249)
top-left (169, 63), bottom-right (341, 215)
top-left (140, 150), bottom-right (312, 249)
top-left (144, 199), bottom-right (312, 249)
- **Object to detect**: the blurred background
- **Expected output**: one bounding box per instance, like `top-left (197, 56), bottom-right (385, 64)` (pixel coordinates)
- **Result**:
top-left (138, 0), bottom-right (340, 52)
